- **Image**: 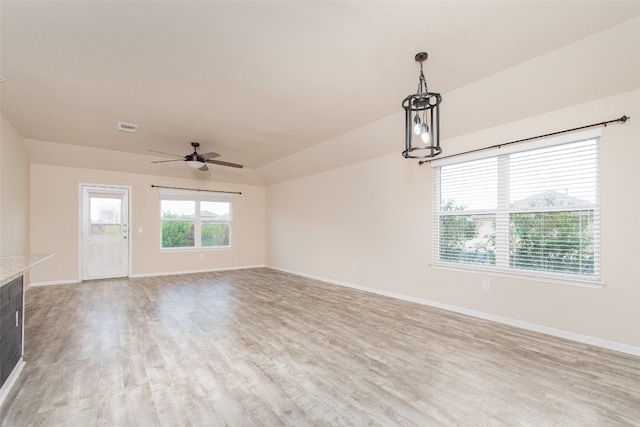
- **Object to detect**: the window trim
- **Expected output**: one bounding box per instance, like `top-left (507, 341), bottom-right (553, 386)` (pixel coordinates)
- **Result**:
top-left (429, 261), bottom-right (604, 289)
top-left (432, 128), bottom-right (602, 287)
top-left (159, 189), bottom-right (233, 250)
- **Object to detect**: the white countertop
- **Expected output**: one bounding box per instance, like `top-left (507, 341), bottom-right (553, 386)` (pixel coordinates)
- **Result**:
top-left (0, 254), bottom-right (54, 287)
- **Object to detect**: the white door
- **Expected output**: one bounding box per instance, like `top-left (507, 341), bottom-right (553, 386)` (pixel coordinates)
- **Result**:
top-left (81, 186), bottom-right (130, 280)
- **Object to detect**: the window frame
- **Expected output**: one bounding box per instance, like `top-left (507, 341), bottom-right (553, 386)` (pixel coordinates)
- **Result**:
top-left (159, 190), bottom-right (233, 251)
top-left (432, 129), bottom-right (602, 288)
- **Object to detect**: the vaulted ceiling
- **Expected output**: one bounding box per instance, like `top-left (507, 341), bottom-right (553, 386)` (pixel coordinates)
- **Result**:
top-left (2, 1), bottom-right (639, 184)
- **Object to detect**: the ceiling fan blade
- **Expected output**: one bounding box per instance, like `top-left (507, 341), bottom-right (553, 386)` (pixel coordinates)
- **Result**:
top-left (147, 149), bottom-right (185, 159)
top-left (198, 163), bottom-right (209, 172)
top-left (151, 159), bottom-right (183, 164)
top-left (205, 159), bottom-right (244, 169)
top-left (199, 152), bottom-right (220, 160)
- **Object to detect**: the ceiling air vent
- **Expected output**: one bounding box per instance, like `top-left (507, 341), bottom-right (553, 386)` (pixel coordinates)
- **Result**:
top-left (117, 121), bottom-right (138, 132)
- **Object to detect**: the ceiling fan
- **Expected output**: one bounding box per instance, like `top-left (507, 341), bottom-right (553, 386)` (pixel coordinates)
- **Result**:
top-left (149, 142), bottom-right (243, 171)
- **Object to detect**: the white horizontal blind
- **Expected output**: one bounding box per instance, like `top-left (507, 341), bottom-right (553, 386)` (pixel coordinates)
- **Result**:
top-left (158, 189), bottom-right (232, 203)
top-left (434, 137), bottom-right (600, 282)
top-left (437, 157), bottom-right (499, 267)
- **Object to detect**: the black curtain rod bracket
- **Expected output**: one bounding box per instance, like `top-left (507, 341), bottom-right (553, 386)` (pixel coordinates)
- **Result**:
top-left (151, 185), bottom-right (241, 195)
top-left (418, 115), bottom-right (629, 165)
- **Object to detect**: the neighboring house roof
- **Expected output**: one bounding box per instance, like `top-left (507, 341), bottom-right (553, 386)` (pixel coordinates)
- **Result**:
top-left (511, 190), bottom-right (593, 209)
top-left (201, 210), bottom-right (230, 220)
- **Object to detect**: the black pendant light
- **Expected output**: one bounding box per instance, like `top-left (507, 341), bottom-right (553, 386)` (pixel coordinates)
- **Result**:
top-left (402, 52), bottom-right (442, 159)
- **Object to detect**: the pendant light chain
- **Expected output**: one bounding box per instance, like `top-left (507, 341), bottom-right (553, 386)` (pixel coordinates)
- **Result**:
top-left (417, 60), bottom-right (428, 94)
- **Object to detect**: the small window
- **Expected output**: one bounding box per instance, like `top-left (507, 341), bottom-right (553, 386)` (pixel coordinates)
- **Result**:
top-left (160, 191), bottom-right (232, 249)
top-left (434, 134), bottom-right (600, 283)
top-left (90, 197), bottom-right (122, 236)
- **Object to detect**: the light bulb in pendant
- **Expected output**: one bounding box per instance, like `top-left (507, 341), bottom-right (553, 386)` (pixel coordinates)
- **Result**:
top-left (420, 124), bottom-right (431, 144)
top-left (413, 115), bottom-right (422, 135)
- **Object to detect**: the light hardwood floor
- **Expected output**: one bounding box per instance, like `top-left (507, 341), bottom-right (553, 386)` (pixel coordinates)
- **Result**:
top-left (1, 268), bottom-right (639, 426)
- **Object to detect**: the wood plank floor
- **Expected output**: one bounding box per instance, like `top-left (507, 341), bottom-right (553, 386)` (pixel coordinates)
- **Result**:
top-left (1, 268), bottom-right (639, 426)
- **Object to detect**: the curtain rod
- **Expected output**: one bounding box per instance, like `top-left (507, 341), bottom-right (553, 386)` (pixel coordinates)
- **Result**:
top-left (418, 115), bottom-right (630, 165)
top-left (151, 185), bottom-right (241, 195)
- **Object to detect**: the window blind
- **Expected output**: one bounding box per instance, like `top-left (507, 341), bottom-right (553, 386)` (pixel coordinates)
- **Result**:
top-left (434, 137), bottom-right (600, 283)
top-left (159, 188), bottom-right (233, 203)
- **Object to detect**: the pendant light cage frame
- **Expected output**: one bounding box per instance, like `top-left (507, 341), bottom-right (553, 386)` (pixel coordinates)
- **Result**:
top-left (402, 52), bottom-right (442, 159)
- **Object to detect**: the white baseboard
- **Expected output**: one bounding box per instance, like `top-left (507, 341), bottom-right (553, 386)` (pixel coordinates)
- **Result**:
top-left (0, 359), bottom-right (25, 407)
top-left (129, 264), bottom-right (266, 279)
top-left (270, 266), bottom-right (640, 357)
top-left (28, 278), bottom-right (80, 289)
top-left (28, 265), bottom-right (267, 288)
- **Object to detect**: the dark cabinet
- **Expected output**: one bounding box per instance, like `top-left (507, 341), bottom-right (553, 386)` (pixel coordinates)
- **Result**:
top-left (0, 276), bottom-right (23, 387)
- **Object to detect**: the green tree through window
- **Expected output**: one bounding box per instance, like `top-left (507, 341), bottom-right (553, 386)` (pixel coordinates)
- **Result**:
top-left (160, 193), bottom-right (232, 249)
top-left (435, 137), bottom-right (599, 280)
top-left (439, 200), bottom-right (496, 265)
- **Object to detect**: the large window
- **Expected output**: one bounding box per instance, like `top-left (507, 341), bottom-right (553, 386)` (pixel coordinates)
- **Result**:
top-left (434, 132), bottom-right (600, 283)
top-left (160, 190), bottom-right (232, 249)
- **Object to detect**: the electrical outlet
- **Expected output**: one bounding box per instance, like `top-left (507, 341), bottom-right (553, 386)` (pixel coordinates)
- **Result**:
top-left (199, 253), bottom-right (204, 260)
top-left (352, 261), bottom-right (357, 270)
top-left (482, 280), bottom-right (490, 291)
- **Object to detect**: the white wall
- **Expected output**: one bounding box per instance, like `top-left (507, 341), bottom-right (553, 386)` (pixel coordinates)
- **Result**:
top-left (0, 114), bottom-right (30, 256)
top-left (14, 13), bottom-right (640, 353)
top-left (264, 17), bottom-right (640, 352)
top-left (29, 164), bottom-right (265, 284)
top-left (266, 89), bottom-right (640, 350)
top-left (256, 16), bottom-right (640, 186)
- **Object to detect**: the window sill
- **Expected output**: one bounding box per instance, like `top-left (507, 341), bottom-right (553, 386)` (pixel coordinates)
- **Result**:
top-left (430, 262), bottom-right (604, 289)
top-left (160, 246), bottom-right (233, 252)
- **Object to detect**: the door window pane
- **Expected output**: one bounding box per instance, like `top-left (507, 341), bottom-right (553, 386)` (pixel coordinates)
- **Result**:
top-left (90, 197), bottom-right (122, 235)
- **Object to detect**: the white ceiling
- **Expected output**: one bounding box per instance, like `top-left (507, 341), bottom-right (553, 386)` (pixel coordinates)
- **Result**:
top-left (1, 1), bottom-right (639, 184)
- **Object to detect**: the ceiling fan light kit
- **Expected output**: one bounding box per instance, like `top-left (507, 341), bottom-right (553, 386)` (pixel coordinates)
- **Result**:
top-left (402, 51), bottom-right (442, 160)
top-left (186, 160), bottom-right (205, 169)
top-left (185, 147), bottom-right (205, 169)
